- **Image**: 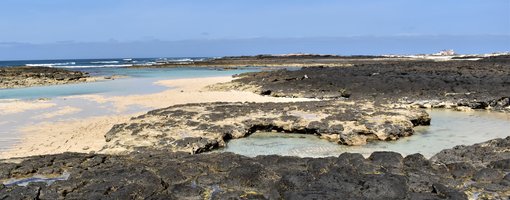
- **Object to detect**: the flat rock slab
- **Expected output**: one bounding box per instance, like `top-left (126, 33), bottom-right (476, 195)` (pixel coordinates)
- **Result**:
top-left (0, 66), bottom-right (90, 89)
top-left (1, 137), bottom-right (509, 199)
top-left (213, 60), bottom-right (510, 110)
top-left (104, 101), bottom-right (430, 154)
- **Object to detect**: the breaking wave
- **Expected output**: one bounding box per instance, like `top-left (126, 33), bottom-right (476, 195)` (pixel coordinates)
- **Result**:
top-left (57, 64), bottom-right (133, 68)
top-left (25, 62), bottom-right (76, 67)
top-left (90, 61), bottom-right (120, 64)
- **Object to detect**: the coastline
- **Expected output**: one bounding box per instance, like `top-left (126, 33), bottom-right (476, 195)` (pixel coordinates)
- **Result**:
top-left (1, 57), bottom-right (509, 199)
top-left (128, 54), bottom-right (509, 68)
top-left (0, 66), bottom-right (125, 89)
top-left (0, 76), bottom-right (315, 159)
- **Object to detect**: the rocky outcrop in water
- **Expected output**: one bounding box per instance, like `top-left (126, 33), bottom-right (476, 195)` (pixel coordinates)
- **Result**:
top-left (1, 137), bottom-right (509, 199)
top-left (104, 101), bottom-right (430, 154)
top-left (0, 66), bottom-right (91, 89)
top-left (211, 60), bottom-right (510, 111)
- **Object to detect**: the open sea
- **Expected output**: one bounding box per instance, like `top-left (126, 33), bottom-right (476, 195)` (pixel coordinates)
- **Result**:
top-left (0, 57), bottom-right (209, 68)
top-left (0, 57), bottom-right (260, 100)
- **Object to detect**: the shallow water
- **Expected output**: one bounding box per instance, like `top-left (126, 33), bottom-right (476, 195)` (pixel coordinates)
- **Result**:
top-left (2, 171), bottom-right (70, 186)
top-left (1, 67), bottom-right (509, 158)
top-left (218, 110), bottom-right (510, 158)
top-left (0, 67), bottom-right (260, 100)
top-left (0, 67), bottom-right (263, 105)
top-left (0, 67), bottom-right (259, 151)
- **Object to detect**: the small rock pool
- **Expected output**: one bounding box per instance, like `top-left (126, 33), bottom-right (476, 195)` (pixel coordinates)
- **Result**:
top-left (217, 109), bottom-right (510, 158)
top-left (2, 171), bottom-right (70, 187)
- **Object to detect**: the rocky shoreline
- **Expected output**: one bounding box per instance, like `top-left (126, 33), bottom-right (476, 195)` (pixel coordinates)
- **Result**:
top-left (1, 137), bottom-right (508, 199)
top-left (129, 54), bottom-right (421, 68)
top-left (1, 56), bottom-right (509, 199)
top-left (0, 66), bottom-right (113, 89)
top-left (212, 58), bottom-right (510, 111)
top-left (128, 54), bottom-right (508, 69)
top-left (103, 101), bottom-right (430, 154)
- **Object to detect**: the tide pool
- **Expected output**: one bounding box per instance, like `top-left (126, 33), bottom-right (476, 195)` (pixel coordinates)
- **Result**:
top-left (218, 110), bottom-right (510, 158)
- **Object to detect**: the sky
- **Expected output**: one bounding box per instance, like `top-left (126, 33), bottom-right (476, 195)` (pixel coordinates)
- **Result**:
top-left (0, 0), bottom-right (509, 59)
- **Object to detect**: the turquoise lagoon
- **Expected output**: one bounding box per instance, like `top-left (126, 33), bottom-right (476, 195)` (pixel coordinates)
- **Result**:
top-left (0, 67), bottom-right (259, 100)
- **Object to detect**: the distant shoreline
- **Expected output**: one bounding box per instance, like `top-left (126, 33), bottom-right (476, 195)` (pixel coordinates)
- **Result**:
top-left (128, 53), bottom-right (509, 68)
top-left (2, 54), bottom-right (508, 89)
top-left (0, 66), bottom-right (123, 89)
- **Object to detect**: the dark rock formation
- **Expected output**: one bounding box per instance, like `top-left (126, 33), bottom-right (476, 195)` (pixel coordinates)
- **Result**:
top-left (1, 137), bottom-right (509, 199)
top-left (0, 66), bottom-right (90, 89)
top-left (212, 60), bottom-right (510, 110)
top-left (431, 137), bottom-right (510, 168)
top-left (129, 54), bottom-right (405, 68)
top-left (104, 101), bottom-right (430, 154)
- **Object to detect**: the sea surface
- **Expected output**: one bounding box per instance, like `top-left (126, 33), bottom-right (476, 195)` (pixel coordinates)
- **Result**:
top-left (0, 67), bottom-right (259, 100)
top-left (0, 57), bottom-right (209, 68)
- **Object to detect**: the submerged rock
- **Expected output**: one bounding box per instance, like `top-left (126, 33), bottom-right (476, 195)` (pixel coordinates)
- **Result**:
top-left (0, 137), bottom-right (508, 199)
top-left (104, 101), bottom-right (430, 154)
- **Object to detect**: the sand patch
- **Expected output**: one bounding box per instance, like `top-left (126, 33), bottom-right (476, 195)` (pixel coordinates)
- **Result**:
top-left (0, 100), bottom-right (56, 115)
top-left (31, 106), bottom-right (82, 120)
top-left (70, 76), bottom-right (315, 112)
top-left (0, 115), bottom-right (133, 159)
top-left (1, 76), bottom-right (315, 159)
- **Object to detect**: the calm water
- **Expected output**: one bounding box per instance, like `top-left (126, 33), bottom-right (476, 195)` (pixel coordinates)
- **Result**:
top-left (1, 66), bottom-right (509, 158)
top-left (0, 67), bottom-right (259, 151)
top-left (0, 67), bottom-right (259, 100)
top-left (219, 110), bottom-right (510, 158)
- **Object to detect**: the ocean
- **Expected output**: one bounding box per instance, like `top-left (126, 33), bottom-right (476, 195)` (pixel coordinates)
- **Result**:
top-left (0, 67), bottom-right (260, 100)
top-left (0, 57), bottom-right (209, 68)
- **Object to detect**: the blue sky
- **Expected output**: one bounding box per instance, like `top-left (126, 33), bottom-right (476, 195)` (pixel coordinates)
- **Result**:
top-left (0, 0), bottom-right (509, 59)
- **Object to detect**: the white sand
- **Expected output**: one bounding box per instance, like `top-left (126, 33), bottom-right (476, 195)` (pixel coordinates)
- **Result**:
top-left (0, 76), bottom-right (314, 159)
top-left (0, 99), bottom-right (56, 115)
top-left (31, 106), bottom-right (82, 120)
top-left (68, 76), bottom-right (312, 112)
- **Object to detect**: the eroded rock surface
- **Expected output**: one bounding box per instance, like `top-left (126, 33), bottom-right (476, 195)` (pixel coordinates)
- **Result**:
top-left (212, 60), bottom-right (510, 110)
top-left (432, 137), bottom-right (510, 168)
top-left (104, 101), bottom-right (430, 154)
top-left (1, 137), bottom-right (509, 199)
top-left (0, 66), bottom-right (90, 89)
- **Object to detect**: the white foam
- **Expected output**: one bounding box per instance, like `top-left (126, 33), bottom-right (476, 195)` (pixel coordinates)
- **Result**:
top-left (25, 62), bottom-right (76, 67)
top-left (168, 58), bottom-right (194, 62)
top-left (57, 64), bottom-right (133, 68)
top-left (90, 61), bottom-right (120, 64)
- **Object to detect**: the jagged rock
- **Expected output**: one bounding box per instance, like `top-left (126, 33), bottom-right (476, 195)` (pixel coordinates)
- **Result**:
top-left (104, 101), bottom-right (430, 154)
top-left (472, 168), bottom-right (504, 182)
top-left (431, 136), bottom-right (510, 168)
top-left (0, 137), bottom-right (508, 199)
top-left (212, 60), bottom-right (510, 110)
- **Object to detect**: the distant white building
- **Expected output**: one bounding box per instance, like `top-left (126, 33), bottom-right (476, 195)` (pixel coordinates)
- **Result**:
top-left (433, 49), bottom-right (456, 56)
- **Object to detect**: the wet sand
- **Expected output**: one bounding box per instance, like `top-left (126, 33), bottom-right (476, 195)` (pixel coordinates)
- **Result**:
top-left (0, 76), bottom-right (314, 159)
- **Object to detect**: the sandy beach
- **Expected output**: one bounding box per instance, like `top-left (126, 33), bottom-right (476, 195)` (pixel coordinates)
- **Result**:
top-left (0, 76), bottom-right (314, 159)
top-left (2, 1), bottom-right (509, 198)
top-left (1, 60), bottom-right (509, 199)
